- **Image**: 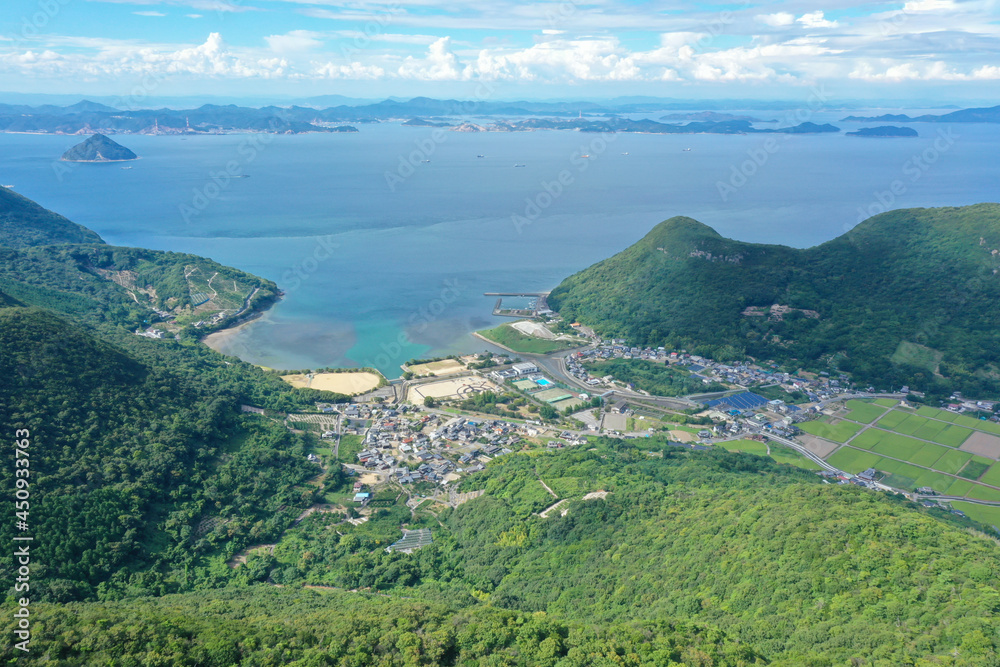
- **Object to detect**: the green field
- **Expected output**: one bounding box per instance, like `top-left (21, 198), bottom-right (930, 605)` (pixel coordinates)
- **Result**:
top-left (799, 419), bottom-right (863, 443)
top-left (873, 398), bottom-right (899, 408)
top-left (916, 406), bottom-right (958, 422)
top-left (909, 442), bottom-right (952, 468)
top-left (827, 447), bottom-right (881, 474)
top-left (932, 449), bottom-right (973, 475)
top-left (943, 478), bottom-right (974, 497)
top-left (717, 439), bottom-right (769, 455)
top-left (842, 400), bottom-right (887, 424)
top-left (958, 458), bottom-right (991, 481)
top-left (872, 410), bottom-right (972, 448)
top-left (978, 463), bottom-right (1000, 487)
top-left (768, 445), bottom-right (824, 471)
top-left (911, 469), bottom-right (955, 494)
top-left (966, 484), bottom-right (1000, 502)
top-left (950, 502), bottom-right (1000, 528)
top-left (870, 432), bottom-right (925, 460)
top-left (953, 414), bottom-right (1000, 435)
top-left (477, 324), bottom-right (579, 354)
top-left (337, 434), bottom-right (365, 462)
top-left (876, 410), bottom-right (910, 430)
top-left (850, 428), bottom-right (884, 450)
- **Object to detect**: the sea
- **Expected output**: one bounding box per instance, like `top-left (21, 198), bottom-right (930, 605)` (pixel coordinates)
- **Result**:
top-left (1, 108), bottom-right (997, 378)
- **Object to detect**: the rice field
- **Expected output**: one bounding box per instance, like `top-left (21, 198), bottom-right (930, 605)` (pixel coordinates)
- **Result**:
top-left (842, 400), bottom-right (887, 424)
top-left (950, 501), bottom-right (1000, 528)
top-left (799, 419), bottom-right (863, 443)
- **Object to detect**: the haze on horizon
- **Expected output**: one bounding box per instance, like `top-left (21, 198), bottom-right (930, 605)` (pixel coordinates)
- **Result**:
top-left (1, 0), bottom-right (998, 105)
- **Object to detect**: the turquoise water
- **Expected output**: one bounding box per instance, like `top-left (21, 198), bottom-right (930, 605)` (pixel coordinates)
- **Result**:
top-left (536, 378), bottom-right (553, 386)
top-left (1, 112), bottom-right (997, 377)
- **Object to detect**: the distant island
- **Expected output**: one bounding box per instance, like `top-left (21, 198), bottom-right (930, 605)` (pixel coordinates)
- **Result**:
top-left (403, 117), bottom-right (454, 127)
top-left (442, 117), bottom-right (839, 135)
top-left (659, 111), bottom-right (771, 122)
top-left (846, 126), bottom-right (918, 138)
top-left (61, 133), bottom-right (138, 162)
top-left (841, 104), bottom-right (1000, 123)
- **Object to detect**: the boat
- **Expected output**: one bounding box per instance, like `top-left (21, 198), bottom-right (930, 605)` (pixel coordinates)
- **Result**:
top-left (621, 152), bottom-right (629, 155)
top-left (120, 166), bottom-right (132, 170)
top-left (682, 148), bottom-right (692, 152)
top-left (476, 154), bottom-right (485, 158)
top-left (580, 154), bottom-right (590, 158)
top-left (513, 164), bottom-right (526, 167)
top-left (421, 159), bottom-right (430, 163)
top-left (1, 184), bottom-right (13, 189)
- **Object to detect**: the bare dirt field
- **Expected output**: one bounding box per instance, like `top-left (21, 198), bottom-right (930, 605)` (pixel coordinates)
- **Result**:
top-left (407, 376), bottom-right (499, 403)
top-left (407, 358), bottom-right (467, 376)
top-left (960, 431), bottom-right (1000, 460)
top-left (282, 372), bottom-right (382, 395)
top-left (512, 320), bottom-right (555, 339)
top-left (800, 435), bottom-right (841, 459)
top-left (669, 430), bottom-right (697, 443)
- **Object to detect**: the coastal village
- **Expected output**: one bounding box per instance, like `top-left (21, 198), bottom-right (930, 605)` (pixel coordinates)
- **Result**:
top-left (260, 309), bottom-right (1000, 548)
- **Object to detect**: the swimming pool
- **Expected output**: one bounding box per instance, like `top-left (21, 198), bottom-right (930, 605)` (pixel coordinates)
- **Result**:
top-left (536, 378), bottom-right (552, 386)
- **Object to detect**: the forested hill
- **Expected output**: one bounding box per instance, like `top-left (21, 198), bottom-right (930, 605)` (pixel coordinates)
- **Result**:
top-left (549, 204), bottom-right (1000, 398)
top-left (0, 185), bottom-right (105, 248)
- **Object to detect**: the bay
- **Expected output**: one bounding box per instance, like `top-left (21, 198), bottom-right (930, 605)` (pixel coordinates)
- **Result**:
top-left (0, 110), bottom-right (996, 377)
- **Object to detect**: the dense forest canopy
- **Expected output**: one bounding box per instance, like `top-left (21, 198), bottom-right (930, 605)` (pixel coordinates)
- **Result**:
top-left (550, 204), bottom-right (1000, 398)
top-left (0, 185), bottom-right (104, 249)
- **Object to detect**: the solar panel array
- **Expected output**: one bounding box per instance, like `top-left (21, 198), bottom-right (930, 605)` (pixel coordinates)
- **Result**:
top-left (387, 528), bottom-right (433, 553)
top-left (705, 392), bottom-right (769, 411)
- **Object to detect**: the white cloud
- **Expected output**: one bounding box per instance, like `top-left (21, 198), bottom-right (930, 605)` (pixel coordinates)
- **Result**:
top-left (756, 12), bottom-right (795, 27)
top-left (265, 30), bottom-right (324, 53)
top-left (398, 37), bottom-right (468, 80)
top-left (797, 11), bottom-right (839, 29)
top-left (903, 0), bottom-right (956, 11)
top-left (313, 61), bottom-right (385, 79)
top-left (186, 14), bottom-right (203, 19)
top-left (133, 11), bottom-right (167, 17)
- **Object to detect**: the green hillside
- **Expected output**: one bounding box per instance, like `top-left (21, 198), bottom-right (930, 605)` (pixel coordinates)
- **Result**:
top-left (0, 185), bottom-right (105, 248)
top-left (549, 204), bottom-right (1000, 397)
top-left (1, 587), bottom-right (762, 666)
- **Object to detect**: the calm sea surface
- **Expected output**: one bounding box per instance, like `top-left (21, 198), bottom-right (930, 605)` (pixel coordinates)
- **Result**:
top-left (1, 109), bottom-right (997, 377)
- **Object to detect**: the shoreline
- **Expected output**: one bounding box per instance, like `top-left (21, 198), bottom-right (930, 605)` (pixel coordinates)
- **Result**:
top-left (200, 299), bottom-right (276, 352)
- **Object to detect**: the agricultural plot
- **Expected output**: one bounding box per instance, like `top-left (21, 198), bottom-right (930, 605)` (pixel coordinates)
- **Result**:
top-left (842, 400), bottom-right (887, 424)
top-left (916, 406), bottom-right (958, 422)
top-left (943, 478), bottom-right (974, 497)
top-left (959, 431), bottom-right (1000, 459)
top-left (799, 419), bottom-right (863, 443)
top-left (953, 414), bottom-right (1000, 435)
top-left (717, 440), bottom-right (769, 455)
top-left (908, 443), bottom-right (952, 468)
top-left (873, 399), bottom-right (899, 408)
top-left (827, 447), bottom-right (881, 474)
top-left (768, 446), bottom-right (824, 471)
top-left (933, 449), bottom-right (973, 475)
top-left (978, 463), bottom-right (1000, 487)
top-left (950, 502), bottom-right (1000, 528)
top-left (870, 433), bottom-right (925, 460)
top-left (911, 470), bottom-right (955, 494)
top-left (957, 458), bottom-right (992, 481)
top-left (849, 429), bottom-right (885, 450)
top-left (876, 410), bottom-right (910, 430)
top-left (967, 485), bottom-right (1000, 502)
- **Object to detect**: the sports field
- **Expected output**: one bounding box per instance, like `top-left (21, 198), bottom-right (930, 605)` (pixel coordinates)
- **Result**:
top-left (407, 359), bottom-right (467, 376)
top-left (282, 371), bottom-right (382, 395)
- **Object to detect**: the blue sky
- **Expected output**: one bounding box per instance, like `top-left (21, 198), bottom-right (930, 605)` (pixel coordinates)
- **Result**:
top-left (1, 0), bottom-right (998, 102)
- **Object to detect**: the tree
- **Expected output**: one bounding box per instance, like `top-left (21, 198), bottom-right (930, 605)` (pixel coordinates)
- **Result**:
top-left (424, 396), bottom-right (438, 408)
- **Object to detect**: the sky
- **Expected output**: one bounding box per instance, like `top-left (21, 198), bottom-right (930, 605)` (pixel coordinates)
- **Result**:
top-left (0, 0), bottom-right (998, 103)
